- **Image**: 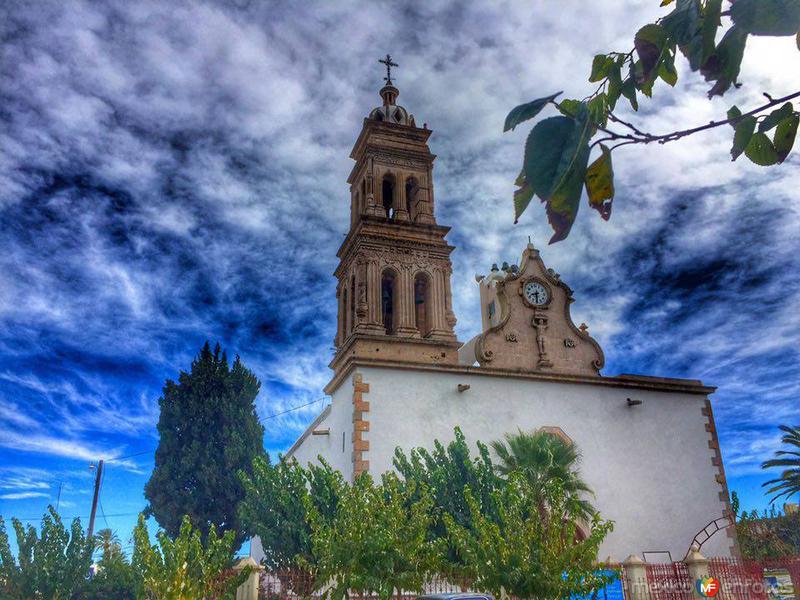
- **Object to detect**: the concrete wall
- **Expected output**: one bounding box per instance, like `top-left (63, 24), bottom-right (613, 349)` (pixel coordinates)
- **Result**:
top-left (289, 382), bottom-right (354, 477)
top-left (355, 365), bottom-right (731, 560)
top-left (254, 365), bottom-right (732, 563)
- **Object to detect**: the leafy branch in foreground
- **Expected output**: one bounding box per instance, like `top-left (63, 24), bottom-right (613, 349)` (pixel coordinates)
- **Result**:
top-left (508, 0), bottom-right (800, 243)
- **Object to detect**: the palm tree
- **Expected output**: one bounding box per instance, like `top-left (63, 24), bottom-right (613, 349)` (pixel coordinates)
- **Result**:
top-left (491, 429), bottom-right (596, 520)
top-left (762, 424), bottom-right (800, 505)
top-left (94, 528), bottom-right (122, 561)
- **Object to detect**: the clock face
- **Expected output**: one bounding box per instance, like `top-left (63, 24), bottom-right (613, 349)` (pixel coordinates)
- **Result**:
top-left (523, 280), bottom-right (550, 306)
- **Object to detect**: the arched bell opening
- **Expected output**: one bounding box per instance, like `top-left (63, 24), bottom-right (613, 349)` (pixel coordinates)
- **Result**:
top-left (382, 175), bottom-right (396, 220)
top-left (381, 269), bottom-right (397, 335)
top-left (414, 272), bottom-right (432, 337)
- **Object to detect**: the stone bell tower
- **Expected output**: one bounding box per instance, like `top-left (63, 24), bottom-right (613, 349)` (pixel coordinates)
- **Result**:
top-left (331, 56), bottom-right (459, 375)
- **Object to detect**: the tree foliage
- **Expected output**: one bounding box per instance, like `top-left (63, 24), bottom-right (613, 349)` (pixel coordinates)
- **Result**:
top-left (132, 514), bottom-right (247, 600)
top-left (93, 528), bottom-right (122, 562)
top-left (145, 341), bottom-right (265, 550)
top-left (393, 426), bottom-right (502, 569)
top-left (445, 474), bottom-right (614, 600)
top-left (306, 473), bottom-right (442, 600)
top-left (491, 429), bottom-right (597, 522)
top-left (238, 455), bottom-right (343, 578)
top-left (761, 424), bottom-right (800, 504)
top-left (75, 552), bottom-right (138, 600)
top-left (509, 0), bottom-right (800, 243)
top-left (0, 506), bottom-right (92, 600)
top-left (731, 491), bottom-right (799, 560)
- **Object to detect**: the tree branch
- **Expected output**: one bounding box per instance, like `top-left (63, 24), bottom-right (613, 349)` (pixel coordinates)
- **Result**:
top-left (607, 90), bottom-right (800, 147)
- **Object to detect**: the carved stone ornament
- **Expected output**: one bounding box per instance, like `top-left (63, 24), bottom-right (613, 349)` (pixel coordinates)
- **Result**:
top-left (474, 243), bottom-right (605, 376)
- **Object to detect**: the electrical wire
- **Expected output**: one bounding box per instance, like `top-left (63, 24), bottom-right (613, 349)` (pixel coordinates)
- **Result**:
top-left (10, 398), bottom-right (330, 523)
top-left (103, 397), bottom-right (327, 463)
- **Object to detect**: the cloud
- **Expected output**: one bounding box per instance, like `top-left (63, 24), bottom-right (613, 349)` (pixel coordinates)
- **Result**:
top-left (0, 492), bottom-right (50, 501)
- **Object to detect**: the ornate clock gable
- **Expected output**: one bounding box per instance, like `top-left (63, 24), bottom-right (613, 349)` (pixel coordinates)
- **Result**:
top-left (472, 242), bottom-right (604, 376)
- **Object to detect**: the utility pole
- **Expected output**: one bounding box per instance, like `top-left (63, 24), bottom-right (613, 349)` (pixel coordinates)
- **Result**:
top-left (55, 482), bottom-right (63, 513)
top-left (87, 459), bottom-right (103, 541)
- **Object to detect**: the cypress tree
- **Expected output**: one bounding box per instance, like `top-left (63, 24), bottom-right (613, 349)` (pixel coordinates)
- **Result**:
top-left (144, 341), bottom-right (264, 549)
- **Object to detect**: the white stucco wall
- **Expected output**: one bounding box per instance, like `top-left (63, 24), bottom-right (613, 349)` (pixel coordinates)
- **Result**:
top-left (288, 381), bottom-right (354, 478)
top-left (254, 365), bottom-right (732, 563)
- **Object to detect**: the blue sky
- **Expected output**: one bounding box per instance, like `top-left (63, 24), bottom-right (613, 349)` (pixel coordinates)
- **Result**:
top-left (1, 0), bottom-right (798, 552)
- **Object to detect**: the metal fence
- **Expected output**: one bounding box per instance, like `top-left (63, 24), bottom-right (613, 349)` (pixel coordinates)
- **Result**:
top-left (644, 562), bottom-right (692, 600)
top-left (256, 558), bottom-right (800, 600)
top-left (258, 571), bottom-right (475, 600)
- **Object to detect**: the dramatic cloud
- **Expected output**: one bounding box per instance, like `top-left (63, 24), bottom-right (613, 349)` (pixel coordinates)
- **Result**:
top-left (1, 0), bottom-right (798, 534)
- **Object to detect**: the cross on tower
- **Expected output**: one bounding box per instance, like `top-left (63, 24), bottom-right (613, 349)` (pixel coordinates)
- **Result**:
top-left (378, 54), bottom-right (398, 84)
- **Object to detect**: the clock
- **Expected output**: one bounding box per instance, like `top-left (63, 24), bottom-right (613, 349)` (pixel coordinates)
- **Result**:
top-left (523, 279), bottom-right (550, 306)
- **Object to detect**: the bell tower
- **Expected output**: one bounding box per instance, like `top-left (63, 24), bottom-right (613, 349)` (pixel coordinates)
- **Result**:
top-left (331, 56), bottom-right (459, 375)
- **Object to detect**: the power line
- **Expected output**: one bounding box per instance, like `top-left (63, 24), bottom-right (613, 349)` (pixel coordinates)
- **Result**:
top-left (260, 397), bottom-right (325, 422)
top-left (6, 398), bottom-right (331, 524)
top-left (106, 449), bottom-right (153, 463)
top-left (102, 397), bottom-right (328, 463)
top-left (11, 511), bottom-right (141, 523)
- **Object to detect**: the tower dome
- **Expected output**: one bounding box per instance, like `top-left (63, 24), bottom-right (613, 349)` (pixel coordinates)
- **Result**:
top-left (368, 83), bottom-right (415, 126)
top-left (369, 55), bottom-right (415, 126)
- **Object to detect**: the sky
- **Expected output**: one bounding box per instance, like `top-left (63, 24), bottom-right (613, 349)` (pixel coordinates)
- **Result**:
top-left (1, 0), bottom-right (799, 554)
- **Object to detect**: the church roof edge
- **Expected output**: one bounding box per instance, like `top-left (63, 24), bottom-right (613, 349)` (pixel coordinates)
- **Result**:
top-left (324, 358), bottom-right (716, 397)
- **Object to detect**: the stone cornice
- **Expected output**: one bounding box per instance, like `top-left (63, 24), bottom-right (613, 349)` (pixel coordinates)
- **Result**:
top-left (334, 219), bottom-right (454, 275)
top-left (349, 118), bottom-right (433, 161)
top-left (347, 145), bottom-right (435, 183)
top-left (324, 358), bottom-right (717, 396)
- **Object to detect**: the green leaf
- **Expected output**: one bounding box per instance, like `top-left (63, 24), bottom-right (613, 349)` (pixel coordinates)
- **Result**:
top-left (606, 64), bottom-right (623, 111)
top-left (744, 132), bottom-right (779, 165)
top-left (731, 115), bottom-right (756, 160)
top-left (701, 26), bottom-right (749, 97)
top-left (662, 0), bottom-right (702, 46)
top-left (700, 0), bottom-right (723, 62)
top-left (547, 107), bottom-right (593, 243)
top-left (557, 99), bottom-right (582, 119)
top-left (731, 0), bottom-right (800, 36)
top-left (512, 175), bottom-right (534, 224)
top-left (584, 145), bottom-right (614, 221)
top-left (634, 23), bottom-right (668, 84)
top-left (522, 117), bottom-right (575, 198)
top-left (774, 114), bottom-right (799, 162)
top-left (519, 109), bottom-right (593, 242)
top-left (504, 92), bottom-right (562, 132)
top-left (758, 102), bottom-right (794, 132)
top-left (620, 78), bottom-right (639, 110)
top-left (589, 54), bottom-right (615, 82)
top-left (587, 93), bottom-right (609, 128)
top-left (658, 52), bottom-right (678, 86)
top-left (727, 105), bottom-right (743, 123)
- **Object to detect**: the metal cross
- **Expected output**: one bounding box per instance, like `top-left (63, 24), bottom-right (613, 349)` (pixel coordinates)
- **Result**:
top-left (378, 54), bottom-right (398, 83)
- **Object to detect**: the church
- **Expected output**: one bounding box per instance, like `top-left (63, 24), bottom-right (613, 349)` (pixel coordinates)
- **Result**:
top-left (253, 61), bottom-right (736, 562)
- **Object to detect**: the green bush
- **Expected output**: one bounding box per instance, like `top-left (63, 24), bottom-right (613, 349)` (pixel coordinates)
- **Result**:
top-left (74, 553), bottom-right (138, 600)
top-left (132, 514), bottom-right (247, 600)
top-left (0, 506), bottom-right (92, 600)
